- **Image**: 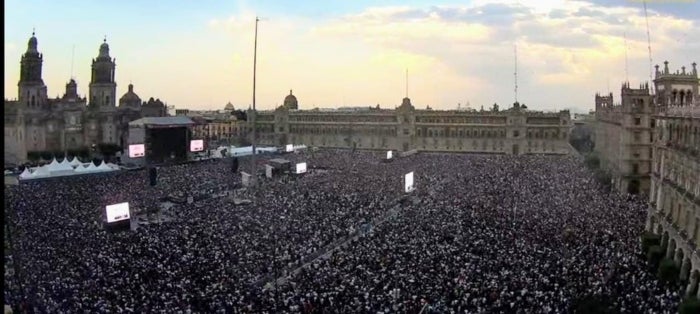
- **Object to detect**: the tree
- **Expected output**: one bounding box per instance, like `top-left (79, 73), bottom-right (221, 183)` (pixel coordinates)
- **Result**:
top-left (658, 258), bottom-right (680, 284)
top-left (98, 143), bottom-right (122, 158)
top-left (680, 297), bottom-right (700, 314)
top-left (27, 151), bottom-right (41, 162)
top-left (39, 151), bottom-right (53, 161)
top-left (492, 103), bottom-right (499, 112)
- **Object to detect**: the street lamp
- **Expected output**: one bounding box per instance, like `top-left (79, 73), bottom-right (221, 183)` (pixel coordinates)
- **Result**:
top-left (251, 16), bottom-right (260, 188)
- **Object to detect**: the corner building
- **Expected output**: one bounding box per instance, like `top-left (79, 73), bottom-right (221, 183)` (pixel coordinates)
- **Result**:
top-left (593, 83), bottom-right (654, 195)
top-left (249, 92), bottom-right (571, 155)
top-left (3, 33), bottom-right (166, 164)
top-left (646, 61), bottom-right (700, 298)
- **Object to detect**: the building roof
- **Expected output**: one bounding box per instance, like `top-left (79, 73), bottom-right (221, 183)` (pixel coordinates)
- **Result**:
top-left (129, 116), bottom-right (194, 127)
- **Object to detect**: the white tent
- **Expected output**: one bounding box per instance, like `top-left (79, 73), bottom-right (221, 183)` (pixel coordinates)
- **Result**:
top-left (53, 159), bottom-right (75, 172)
top-left (46, 158), bottom-right (61, 170)
top-left (96, 161), bottom-right (112, 172)
top-left (74, 164), bottom-right (89, 173)
top-left (33, 165), bottom-right (51, 177)
top-left (69, 157), bottom-right (82, 167)
top-left (18, 168), bottom-right (34, 179)
top-left (86, 162), bottom-right (99, 172)
top-left (106, 163), bottom-right (120, 170)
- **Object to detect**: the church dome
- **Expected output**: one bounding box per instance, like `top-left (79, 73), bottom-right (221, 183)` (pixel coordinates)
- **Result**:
top-left (283, 90), bottom-right (298, 110)
top-left (98, 38), bottom-right (110, 58)
top-left (119, 84), bottom-right (141, 108)
top-left (26, 31), bottom-right (39, 54)
top-left (224, 102), bottom-right (235, 111)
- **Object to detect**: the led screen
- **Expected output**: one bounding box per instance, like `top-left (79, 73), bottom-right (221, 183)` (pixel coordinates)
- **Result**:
top-left (405, 172), bottom-right (414, 193)
top-left (286, 144), bottom-right (294, 152)
top-left (106, 202), bottom-right (131, 223)
top-left (128, 144), bottom-right (145, 158)
top-left (190, 140), bottom-right (204, 152)
top-left (387, 151), bottom-right (393, 159)
top-left (296, 162), bottom-right (307, 174)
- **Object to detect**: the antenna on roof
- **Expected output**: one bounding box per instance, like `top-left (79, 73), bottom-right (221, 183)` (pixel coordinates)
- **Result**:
top-left (514, 44), bottom-right (518, 103)
top-left (70, 44), bottom-right (75, 79)
top-left (643, 0), bottom-right (654, 94)
top-left (405, 68), bottom-right (408, 98)
top-left (624, 31), bottom-right (629, 83)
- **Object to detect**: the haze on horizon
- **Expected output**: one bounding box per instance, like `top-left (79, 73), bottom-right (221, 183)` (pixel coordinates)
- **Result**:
top-left (4, 0), bottom-right (699, 113)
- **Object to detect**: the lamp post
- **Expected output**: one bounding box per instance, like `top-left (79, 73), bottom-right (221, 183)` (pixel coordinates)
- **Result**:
top-left (251, 16), bottom-right (260, 188)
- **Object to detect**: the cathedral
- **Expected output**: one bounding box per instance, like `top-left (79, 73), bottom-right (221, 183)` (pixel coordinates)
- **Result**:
top-left (3, 33), bottom-right (167, 164)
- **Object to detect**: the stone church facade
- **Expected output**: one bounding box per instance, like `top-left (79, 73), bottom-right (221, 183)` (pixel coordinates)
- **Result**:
top-left (250, 91), bottom-right (572, 155)
top-left (3, 33), bottom-right (166, 164)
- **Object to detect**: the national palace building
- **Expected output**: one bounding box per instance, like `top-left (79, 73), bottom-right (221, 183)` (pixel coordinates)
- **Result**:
top-left (249, 91), bottom-right (572, 155)
top-left (3, 33), bottom-right (167, 164)
top-left (595, 60), bottom-right (700, 297)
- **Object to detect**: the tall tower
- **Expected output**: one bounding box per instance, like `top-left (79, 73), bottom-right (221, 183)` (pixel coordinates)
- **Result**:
top-left (18, 31), bottom-right (48, 110)
top-left (89, 38), bottom-right (117, 111)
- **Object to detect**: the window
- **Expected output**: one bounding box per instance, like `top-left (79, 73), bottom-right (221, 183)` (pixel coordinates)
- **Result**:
top-left (633, 164), bottom-right (639, 174)
top-left (634, 118), bottom-right (641, 125)
top-left (634, 132), bottom-right (641, 142)
top-left (513, 130), bottom-right (519, 138)
top-left (403, 129), bottom-right (409, 135)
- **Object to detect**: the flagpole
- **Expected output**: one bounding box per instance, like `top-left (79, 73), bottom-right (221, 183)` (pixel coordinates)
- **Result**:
top-left (251, 17), bottom-right (259, 187)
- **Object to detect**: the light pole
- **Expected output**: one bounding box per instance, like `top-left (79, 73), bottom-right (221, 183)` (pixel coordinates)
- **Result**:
top-left (251, 16), bottom-right (260, 188)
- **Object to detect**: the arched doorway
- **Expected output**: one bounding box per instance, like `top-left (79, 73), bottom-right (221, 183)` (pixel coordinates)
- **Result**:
top-left (628, 179), bottom-right (640, 195)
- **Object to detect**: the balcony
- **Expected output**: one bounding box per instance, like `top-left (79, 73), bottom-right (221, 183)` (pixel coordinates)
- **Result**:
top-left (663, 106), bottom-right (700, 118)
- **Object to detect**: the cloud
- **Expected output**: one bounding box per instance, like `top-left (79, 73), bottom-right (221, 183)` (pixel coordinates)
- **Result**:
top-left (311, 0), bottom-right (699, 111)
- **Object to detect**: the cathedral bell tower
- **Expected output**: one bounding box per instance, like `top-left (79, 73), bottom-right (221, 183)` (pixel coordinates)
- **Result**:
top-left (88, 38), bottom-right (117, 111)
top-left (18, 31), bottom-right (48, 110)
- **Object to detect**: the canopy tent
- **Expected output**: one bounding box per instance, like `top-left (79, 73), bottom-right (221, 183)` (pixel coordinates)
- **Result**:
top-left (18, 168), bottom-right (34, 179)
top-left (69, 157), bottom-right (82, 167)
top-left (74, 164), bottom-right (89, 173)
top-left (86, 162), bottom-right (98, 171)
top-left (106, 163), bottom-right (120, 170)
top-left (33, 165), bottom-right (51, 177)
top-left (96, 161), bottom-right (112, 171)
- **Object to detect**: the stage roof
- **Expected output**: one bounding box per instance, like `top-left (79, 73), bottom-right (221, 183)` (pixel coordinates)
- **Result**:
top-left (129, 116), bottom-right (195, 127)
top-left (269, 158), bottom-right (291, 165)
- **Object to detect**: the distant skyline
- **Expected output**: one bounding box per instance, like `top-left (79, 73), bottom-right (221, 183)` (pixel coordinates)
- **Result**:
top-left (4, 0), bottom-right (699, 113)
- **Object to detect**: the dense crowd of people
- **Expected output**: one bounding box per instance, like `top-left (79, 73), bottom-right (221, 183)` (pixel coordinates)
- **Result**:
top-left (3, 150), bottom-right (681, 313)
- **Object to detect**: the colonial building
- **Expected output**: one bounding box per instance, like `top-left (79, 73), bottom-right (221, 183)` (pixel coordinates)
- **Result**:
top-left (3, 33), bottom-right (167, 164)
top-left (248, 92), bottom-right (571, 155)
top-left (593, 83), bottom-right (654, 195)
top-left (646, 61), bottom-right (700, 298)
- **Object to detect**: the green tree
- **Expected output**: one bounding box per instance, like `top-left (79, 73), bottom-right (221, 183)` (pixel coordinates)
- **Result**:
top-left (641, 232), bottom-right (661, 255)
top-left (680, 297), bottom-right (700, 314)
top-left (27, 151), bottom-right (41, 162)
top-left (658, 258), bottom-right (680, 284)
top-left (647, 245), bottom-right (664, 270)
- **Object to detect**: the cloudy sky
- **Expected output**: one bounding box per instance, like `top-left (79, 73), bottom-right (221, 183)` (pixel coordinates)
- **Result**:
top-left (4, 0), bottom-right (699, 113)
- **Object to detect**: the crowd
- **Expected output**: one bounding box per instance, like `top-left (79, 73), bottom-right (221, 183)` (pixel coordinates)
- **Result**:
top-left (3, 150), bottom-right (681, 313)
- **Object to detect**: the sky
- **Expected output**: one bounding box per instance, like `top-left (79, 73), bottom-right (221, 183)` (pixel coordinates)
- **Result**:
top-left (4, 0), bottom-right (699, 113)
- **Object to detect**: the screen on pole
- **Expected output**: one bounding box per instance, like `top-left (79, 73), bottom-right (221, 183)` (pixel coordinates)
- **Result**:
top-left (105, 202), bottom-right (131, 223)
top-left (128, 144), bottom-right (145, 158)
top-left (404, 172), bottom-right (414, 193)
top-left (387, 151), bottom-right (393, 159)
top-left (286, 144), bottom-right (294, 152)
top-left (190, 139), bottom-right (204, 152)
top-left (296, 162), bottom-right (307, 174)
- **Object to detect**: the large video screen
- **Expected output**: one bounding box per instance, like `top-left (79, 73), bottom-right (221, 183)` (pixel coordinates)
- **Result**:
top-left (129, 144), bottom-right (145, 158)
top-left (190, 139), bottom-right (204, 152)
top-left (147, 127), bottom-right (188, 164)
top-left (286, 144), bottom-right (294, 152)
top-left (404, 172), bottom-right (414, 193)
top-left (387, 151), bottom-right (393, 159)
top-left (106, 202), bottom-right (131, 223)
top-left (296, 162), bottom-right (307, 174)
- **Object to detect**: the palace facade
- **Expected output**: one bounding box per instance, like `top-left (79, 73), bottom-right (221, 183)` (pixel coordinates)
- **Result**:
top-left (646, 62), bottom-right (700, 297)
top-left (3, 33), bottom-right (167, 164)
top-left (593, 82), bottom-right (655, 195)
top-left (249, 91), bottom-right (572, 155)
